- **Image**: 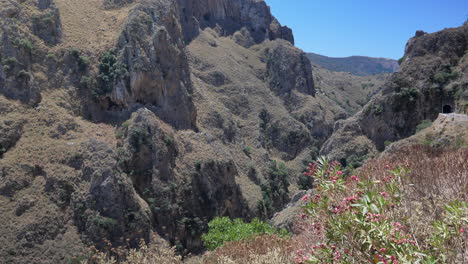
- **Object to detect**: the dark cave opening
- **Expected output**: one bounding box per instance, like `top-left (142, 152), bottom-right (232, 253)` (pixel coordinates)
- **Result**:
top-left (442, 105), bottom-right (453, 114)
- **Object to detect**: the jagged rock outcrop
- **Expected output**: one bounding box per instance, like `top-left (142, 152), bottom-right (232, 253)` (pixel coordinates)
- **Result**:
top-left (31, 0), bottom-right (62, 45)
top-left (265, 40), bottom-right (315, 97)
top-left (0, 0), bottom-right (385, 262)
top-left (321, 25), bottom-right (468, 164)
top-left (0, 118), bottom-right (25, 158)
top-left (115, 108), bottom-right (249, 252)
top-left (0, 0), bottom-right (64, 105)
top-left (92, 0), bottom-right (197, 129)
top-left (71, 139), bottom-right (153, 248)
top-left (94, 0), bottom-right (297, 130)
top-left (176, 0), bottom-right (294, 45)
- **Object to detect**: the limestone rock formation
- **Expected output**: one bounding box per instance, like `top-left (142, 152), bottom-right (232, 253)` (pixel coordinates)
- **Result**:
top-left (321, 24), bottom-right (468, 165)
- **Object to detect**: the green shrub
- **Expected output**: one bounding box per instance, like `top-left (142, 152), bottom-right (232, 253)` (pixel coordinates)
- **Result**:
top-left (16, 38), bottom-right (34, 52)
top-left (1, 57), bottom-right (17, 66)
top-left (398, 57), bottom-right (404, 65)
top-left (416, 119), bottom-right (432, 132)
top-left (201, 217), bottom-right (288, 250)
top-left (129, 126), bottom-right (151, 152)
top-left (243, 146), bottom-right (253, 157)
top-left (396, 87), bottom-right (419, 102)
top-left (163, 135), bottom-right (174, 146)
top-left (433, 71), bottom-right (458, 85)
top-left (69, 49), bottom-right (89, 71)
top-left (257, 161), bottom-right (290, 218)
top-left (91, 215), bottom-right (117, 230)
top-left (370, 104), bottom-right (384, 115)
top-left (298, 174), bottom-right (313, 190)
top-left (79, 76), bottom-right (92, 88)
top-left (95, 49), bottom-right (128, 97)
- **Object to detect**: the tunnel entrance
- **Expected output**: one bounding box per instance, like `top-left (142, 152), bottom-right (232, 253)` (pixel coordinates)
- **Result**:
top-left (442, 105), bottom-right (453, 114)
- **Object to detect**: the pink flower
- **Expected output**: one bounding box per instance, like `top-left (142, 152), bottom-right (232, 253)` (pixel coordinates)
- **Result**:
top-left (337, 171), bottom-right (343, 175)
top-left (350, 175), bottom-right (359, 182)
top-left (460, 228), bottom-right (465, 233)
top-left (380, 192), bottom-right (389, 198)
top-left (301, 194), bottom-right (310, 202)
top-left (380, 248), bottom-right (386, 253)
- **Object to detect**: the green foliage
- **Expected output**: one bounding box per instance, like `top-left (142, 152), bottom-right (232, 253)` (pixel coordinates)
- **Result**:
top-left (69, 49), bottom-right (90, 71)
top-left (16, 38), bottom-right (34, 52)
top-left (163, 134), bottom-right (174, 146)
top-left (1, 57), bottom-right (17, 66)
top-left (91, 215), bottom-right (117, 230)
top-left (396, 87), bottom-right (419, 102)
top-left (298, 174), bottom-right (314, 190)
top-left (128, 126), bottom-right (151, 152)
top-left (79, 76), bottom-right (93, 89)
top-left (95, 49), bottom-right (128, 97)
top-left (416, 120), bottom-right (432, 132)
top-left (243, 146), bottom-right (253, 157)
top-left (16, 70), bottom-right (31, 80)
top-left (398, 57), bottom-right (404, 65)
top-left (370, 104), bottom-right (384, 115)
top-left (299, 158), bottom-right (467, 263)
top-left (178, 217), bottom-right (204, 236)
top-left (46, 53), bottom-right (56, 60)
top-left (258, 161), bottom-right (290, 218)
top-left (384, 140), bottom-right (393, 147)
top-left (201, 217), bottom-right (288, 250)
top-left (433, 71), bottom-right (458, 85)
top-left (258, 109), bottom-right (270, 130)
top-left (361, 82), bottom-right (375, 90)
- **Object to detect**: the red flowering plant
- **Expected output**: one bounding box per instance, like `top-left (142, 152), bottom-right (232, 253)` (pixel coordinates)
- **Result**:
top-left (296, 157), bottom-right (467, 264)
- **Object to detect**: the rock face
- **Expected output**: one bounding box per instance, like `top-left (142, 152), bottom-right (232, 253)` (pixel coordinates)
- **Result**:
top-left (71, 140), bottom-right (153, 248)
top-left (31, 0), bottom-right (62, 45)
top-left (94, 0), bottom-right (295, 130)
top-left (0, 0), bottom-right (413, 262)
top-left (176, 0), bottom-right (294, 45)
top-left (114, 108), bottom-right (249, 252)
top-left (0, 119), bottom-right (24, 158)
top-left (265, 41), bottom-right (315, 97)
top-left (321, 24), bottom-right (468, 165)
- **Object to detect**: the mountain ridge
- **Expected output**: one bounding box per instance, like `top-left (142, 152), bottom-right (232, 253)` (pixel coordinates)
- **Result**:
top-left (306, 52), bottom-right (400, 76)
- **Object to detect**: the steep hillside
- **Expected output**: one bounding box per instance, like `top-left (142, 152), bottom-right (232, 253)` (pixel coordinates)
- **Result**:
top-left (312, 64), bottom-right (389, 114)
top-left (307, 52), bottom-right (399, 76)
top-left (0, 0), bottom-right (351, 262)
top-left (321, 25), bottom-right (468, 166)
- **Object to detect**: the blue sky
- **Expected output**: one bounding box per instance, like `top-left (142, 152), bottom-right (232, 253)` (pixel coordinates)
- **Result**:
top-left (265, 0), bottom-right (468, 59)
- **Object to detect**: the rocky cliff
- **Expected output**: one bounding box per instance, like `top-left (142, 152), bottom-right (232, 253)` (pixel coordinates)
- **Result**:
top-left (0, 0), bottom-right (349, 262)
top-left (321, 25), bottom-right (468, 165)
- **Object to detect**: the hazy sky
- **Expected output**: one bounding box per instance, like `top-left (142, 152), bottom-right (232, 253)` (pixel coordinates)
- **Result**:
top-left (265, 0), bottom-right (468, 59)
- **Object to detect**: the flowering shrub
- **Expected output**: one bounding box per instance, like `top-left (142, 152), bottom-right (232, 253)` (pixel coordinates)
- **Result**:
top-left (296, 157), bottom-right (467, 264)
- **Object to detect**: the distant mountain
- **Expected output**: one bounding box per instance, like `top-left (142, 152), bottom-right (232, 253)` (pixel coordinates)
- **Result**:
top-left (306, 52), bottom-right (399, 76)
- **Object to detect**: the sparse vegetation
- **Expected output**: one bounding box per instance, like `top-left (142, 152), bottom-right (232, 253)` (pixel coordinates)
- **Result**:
top-left (243, 146), bottom-right (253, 157)
top-left (258, 161), bottom-right (290, 218)
top-left (15, 38), bottom-right (34, 53)
top-left (433, 70), bottom-right (458, 85)
top-left (416, 119), bottom-right (432, 132)
top-left (69, 48), bottom-right (90, 71)
top-left (128, 126), bottom-right (151, 152)
top-left (91, 215), bottom-right (118, 230)
top-left (396, 87), bottom-right (419, 102)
